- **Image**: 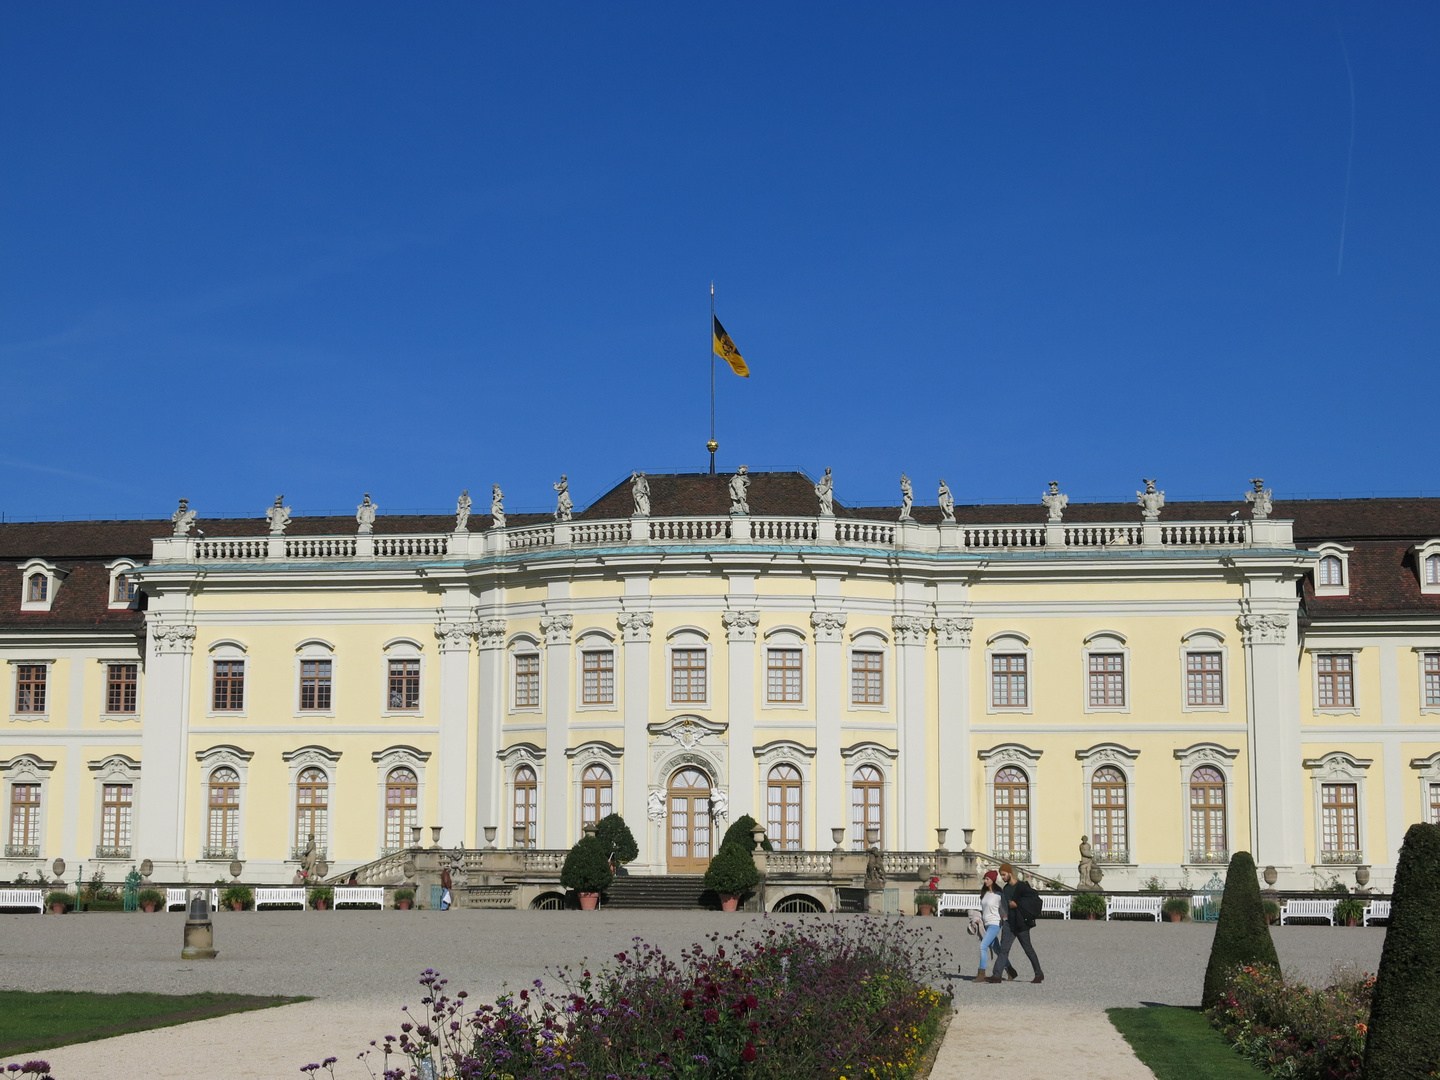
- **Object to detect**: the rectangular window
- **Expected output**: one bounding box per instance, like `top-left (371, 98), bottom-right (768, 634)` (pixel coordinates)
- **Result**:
top-left (851, 651), bottom-right (883, 706)
top-left (1424, 653), bottom-right (1440, 708)
top-left (388, 658), bottom-right (421, 710)
top-left (15, 665), bottom-right (47, 713)
top-left (212, 660), bottom-right (244, 711)
top-left (1186, 652), bottom-right (1224, 706)
top-left (1088, 653), bottom-right (1125, 708)
top-left (1316, 654), bottom-right (1354, 708)
top-left (581, 650), bottom-right (614, 705)
top-left (106, 663), bottom-right (138, 713)
top-left (991, 654), bottom-right (1028, 708)
top-left (114, 574), bottom-right (136, 603)
top-left (671, 649), bottom-right (707, 703)
top-left (1430, 782), bottom-right (1440, 826)
top-left (766, 649), bottom-right (803, 704)
top-left (299, 659), bottom-right (333, 711)
top-left (100, 783), bottom-right (133, 853)
top-left (1320, 782), bottom-right (1359, 855)
top-left (9, 783), bottom-right (40, 852)
top-left (513, 654), bottom-right (540, 709)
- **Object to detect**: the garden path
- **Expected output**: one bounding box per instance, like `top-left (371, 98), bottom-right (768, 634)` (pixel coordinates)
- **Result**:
top-left (933, 1004), bottom-right (1157, 1080)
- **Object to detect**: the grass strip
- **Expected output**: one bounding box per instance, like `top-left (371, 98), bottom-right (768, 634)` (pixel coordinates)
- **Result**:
top-left (1107, 1006), bottom-right (1265, 1080)
top-left (0, 990), bottom-right (307, 1055)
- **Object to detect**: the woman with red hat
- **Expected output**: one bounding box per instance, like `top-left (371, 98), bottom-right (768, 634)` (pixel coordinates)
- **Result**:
top-left (975, 869), bottom-right (1008, 982)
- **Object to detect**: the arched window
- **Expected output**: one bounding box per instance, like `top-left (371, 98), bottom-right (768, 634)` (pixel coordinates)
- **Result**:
top-left (1090, 766), bottom-right (1127, 861)
top-left (767, 764), bottom-right (802, 851)
top-left (27, 574), bottom-right (47, 602)
top-left (99, 783), bottom-right (133, 856)
top-left (1320, 782), bottom-right (1358, 858)
top-left (851, 765), bottom-right (883, 850)
top-left (993, 767), bottom-right (1030, 862)
top-left (1189, 766), bottom-right (1226, 861)
top-left (384, 767), bottom-right (418, 853)
top-left (8, 783), bottom-right (40, 853)
top-left (206, 767), bottom-right (240, 858)
top-left (513, 765), bottom-right (537, 849)
top-left (581, 764), bottom-right (612, 827)
top-left (667, 767), bottom-right (712, 871)
top-left (295, 768), bottom-right (329, 856)
top-left (1318, 555), bottom-right (1344, 587)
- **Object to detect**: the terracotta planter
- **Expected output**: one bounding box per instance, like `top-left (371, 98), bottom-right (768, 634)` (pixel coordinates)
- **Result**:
top-left (1345, 918), bottom-right (1358, 928)
top-left (579, 891), bottom-right (600, 911)
top-left (719, 894), bottom-right (740, 912)
top-left (397, 900), bottom-right (412, 910)
top-left (314, 901), bottom-right (328, 911)
top-left (1083, 913), bottom-right (1097, 921)
top-left (50, 903), bottom-right (65, 915)
top-left (917, 904), bottom-right (934, 917)
top-left (231, 901), bottom-right (244, 911)
top-left (142, 902), bottom-right (156, 913)
top-left (1168, 912), bottom-right (1183, 922)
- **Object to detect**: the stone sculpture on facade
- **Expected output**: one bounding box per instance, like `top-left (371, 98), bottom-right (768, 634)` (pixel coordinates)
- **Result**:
top-left (553, 476), bottom-right (573, 522)
top-left (490, 485), bottom-right (506, 529)
top-left (814, 467), bottom-right (834, 516)
top-left (356, 494), bottom-right (377, 534)
top-left (865, 845), bottom-right (887, 889)
top-left (937, 479), bottom-right (955, 523)
top-left (171, 498), bottom-right (197, 537)
top-left (454, 490), bottom-right (471, 533)
top-left (898, 474), bottom-right (914, 522)
top-left (631, 472), bottom-right (650, 516)
top-left (646, 789), bottom-right (666, 821)
top-left (1042, 481), bottom-right (1068, 522)
top-left (264, 496), bottom-right (291, 536)
top-left (729, 465), bottom-right (750, 515)
top-left (299, 833), bottom-right (321, 879)
top-left (1076, 835), bottom-right (1104, 891)
top-left (1137, 479), bottom-right (1165, 521)
top-left (1246, 478), bottom-right (1272, 520)
top-left (709, 788), bottom-right (729, 824)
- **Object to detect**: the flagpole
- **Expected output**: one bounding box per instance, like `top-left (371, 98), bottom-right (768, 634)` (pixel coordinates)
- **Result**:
top-left (707, 282), bottom-right (717, 475)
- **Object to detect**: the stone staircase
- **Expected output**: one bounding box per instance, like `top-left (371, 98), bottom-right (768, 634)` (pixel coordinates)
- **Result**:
top-left (602, 874), bottom-right (713, 910)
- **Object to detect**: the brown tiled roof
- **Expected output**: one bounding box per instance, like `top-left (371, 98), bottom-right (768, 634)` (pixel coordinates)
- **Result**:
top-left (1302, 540), bottom-right (1440, 620)
top-left (0, 562), bottom-right (145, 631)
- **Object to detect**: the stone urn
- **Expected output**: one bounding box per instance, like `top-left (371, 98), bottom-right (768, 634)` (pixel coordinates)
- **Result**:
top-left (578, 891), bottom-right (600, 911)
top-left (719, 894), bottom-right (740, 912)
top-left (1263, 865), bottom-right (1278, 887)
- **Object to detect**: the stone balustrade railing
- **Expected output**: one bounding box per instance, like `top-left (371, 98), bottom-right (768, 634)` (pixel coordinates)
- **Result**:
top-left (151, 513), bottom-right (1287, 563)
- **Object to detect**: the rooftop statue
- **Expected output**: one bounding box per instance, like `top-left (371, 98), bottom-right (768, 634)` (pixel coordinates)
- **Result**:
top-left (356, 493), bottom-right (377, 534)
top-left (1246, 478), bottom-right (1272, 520)
top-left (266, 495), bottom-right (292, 537)
top-left (1137, 478), bottom-right (1165, 521)
top-left (814, 467), bottom-right (834, 516)
top-left (729, 465), bottom-right (750, 515)
top-left (898, 473), bottom-right (914, 522)
top-left (491, 484), bottom-right (506, 529)
top-left (1041, 481), bottom-right (1068, 523)
top-left (454, 489), bottom-right (471, 533)
top-left (171, 498), bottom-right (198, 537)
top-left (937, 479), bottom-right (955, 523)
top-left (631, 471), bottom-right (650, 517)
top-left (554, 475), bottom-right (573, 522)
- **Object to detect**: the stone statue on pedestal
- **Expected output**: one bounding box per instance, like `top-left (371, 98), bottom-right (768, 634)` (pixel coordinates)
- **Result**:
top-left (1246, 478), bottom-right (1272, 520)
top-left (171, 499), bottom-right (197, 537)
top-left (937, 479), bottom-right (955, 523)
top-left (898, 474), bottom-right (914, 521)
top-left (356, 494), bottom-right (377, 534)
top-left (300, 833), bottom-right (320, 881)
top-left (1137, 479), bottom-right (1165, 521)
top-left (865, 846), bottom-right (887, 889)
top-left (454, 490), bottom-right (471, 532)
top-left (728, 466), bottom-right (750, 515)
top-left (491, 485), bottom-right (506, 529)
top-left (1076, 835), bottom-right (1104, 891)
top-left (631, 472), bottom-right (650, 516)
top-left (815, 468), bottom-right (834, 516)
top-left (1042, 481), bottom-right (1068, 523)
top-left (553, 476), bottom-right (573, 522)
top-left (266, 496), bottom-right (291, 536)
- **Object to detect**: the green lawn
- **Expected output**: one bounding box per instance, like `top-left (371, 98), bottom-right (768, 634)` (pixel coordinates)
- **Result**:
top-left (0, 990), bottom-right (306, 1055)
top-left (1107, 1006), bottom-right (1264, 1080)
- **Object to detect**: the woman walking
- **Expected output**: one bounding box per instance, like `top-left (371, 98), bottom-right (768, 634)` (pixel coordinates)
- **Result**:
top-left (976, 870), bottom-right (1004, 981)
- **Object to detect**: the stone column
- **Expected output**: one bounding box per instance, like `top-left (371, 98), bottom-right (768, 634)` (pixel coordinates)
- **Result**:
top-left (540, 614), bottom-right (573, 849)
top-left (893, 616), bottom-right (931, 850)
top-left (810, 611), bottom-right (847, 850)
top-left (1239, 604), bottom-right (1306, 871)
top-left (933, 617), bottom-right (973, 840)
top-left (722, 609), bottom-right (759, 831)
top-left (138, 618), bottom-right (196, 874)
top-left (434, 620), bottom-right (477, 847)
top-left (617, 611), bottom-right (654, 866)
top-left (474, 618), bottom-right (507, 846)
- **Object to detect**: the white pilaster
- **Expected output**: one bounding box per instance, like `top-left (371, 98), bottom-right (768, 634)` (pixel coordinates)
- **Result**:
top-left (810, 610), bottom-right (846, 849)
top-left (475, 618), bottom-right (507, 844)
top-left (933, 617), bottom-right (973, 840)
top-left (893, 615), bottom-right (930, 850)
top-left (617, 608), bottom-right (654, 866)
top-left (723, 607), bottom-right (759, 826)
top-left (138, 617), bottom-right (196, 871)
top-left (541, 613), bottom-right (573, 848)
top-left (433, 617), bottom-right (476, 847)
top-left (1239, 600), bottom-right (1305, 870)
top-left (1379, 644), bottom-right (1405, 868)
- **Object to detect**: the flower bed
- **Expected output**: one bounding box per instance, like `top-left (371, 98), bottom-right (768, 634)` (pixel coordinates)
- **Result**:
top-left (356, 917), bottom-right (952, 1079)
top-left (1206, 965), bottom-right (1372, 1080)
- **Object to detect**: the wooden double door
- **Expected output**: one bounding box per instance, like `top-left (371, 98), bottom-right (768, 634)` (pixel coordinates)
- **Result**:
top-left (667, 767), bottom-right (713, 873)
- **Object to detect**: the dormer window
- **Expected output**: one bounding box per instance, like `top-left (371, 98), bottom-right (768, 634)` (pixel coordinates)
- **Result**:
top-left (18, 560), bottom-right (63, 612)
top-left (1318, 556), bottom-right (1344, 587)
top-left (1416, 541), bottom-right (1440, 597)
top-left (27, 574), bottom-right (47, 602)
top-left (1428, 555), bottom-right (1440, 585)
top-left (106, 560), bottom-right (140, 610)
top-left (115, 575), bottom-right (136, 603)
top-left (1312, 543), bottom-right (1353, 597)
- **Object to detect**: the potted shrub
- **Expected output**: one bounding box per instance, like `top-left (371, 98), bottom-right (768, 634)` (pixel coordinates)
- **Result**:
top-left (1071, 892), bottom-right (1105, 920)
top-left (308, 886), bottom-right (333, 911)
top-left (394, 888), bottom-right (415, 910)
top-left (1162, 896), bottom-right (1190, 922)
top-left (1334, 898), bottom-right (1365, 927)
top-left (561, 835), bottom-right (614, 909)
top-left (137, 888), bottom-right (165, 913)
top-left (46, 890), bottom-right (73, 915)
top-left (595, 813), bottom-right (639, 871)
top-left (914, 888), bottom-right (939, 916)
top-left (720, 814), bottom-right (773, 853)
top-left (1262, 899), bottom-right (1281, 925)
top-left (703, 842), bottom-right (760, 911)
top-left (220, 884), bottom-right (253, 911)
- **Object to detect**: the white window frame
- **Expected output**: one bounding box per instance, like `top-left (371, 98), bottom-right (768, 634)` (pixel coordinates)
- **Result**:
top-left (294, 639), bottom-right (337, 718)
top-left (1082, 631), bottom-right (1131, 714)
top-left (373, 744), bottom-right (430, 857)
top-left (17, 559), bottom-right (64, 613)
top-left (567, 740), bottom-right (623, 838)
top-left (2, 753), bottom-right (55, 859)
top-left (195, 744), bottom-right (254, 861)
top-left (1416, 648), bottom-right (1440, 715)
top-left (1312, 543), bottom-right (1354, 597)
top-left (841, 741), bottom-right (897, 850)
top-left (1173, 743), bottom-right (1238, 865)
top-left (665, 628), bottom-right (712, 712)
top-left (575, 631), bottom-right (618, 712)
top-left (284, 745), bottom-right (342, 861)
top-left (381, 638), bottom-right (426, 717)
top-left (1309, 648), bottom-right (1361, 715)
top-left (106, 559), bottom-right (139, 610)
top-left (1416, 541), bottom-right (1440, 596)
top-left (207, 640), bottom-right (248, 717)
top-left (9, 658), bottom-right (55, 722)
top-left (507, 635), bottom-right (542, 714)
top-left (1409, 751), bottom-right (1440, 826)
top-left (761, 627), bottom-right (808, 710)
top-left (986, 631), bottom-right (1034, 714)
top-left (1179, 629), bottom-right (1229, 713)
top-left (846, 629), bottom-right (889, 712)
top-left (754, 740), bottom-right (816, 850)
top-left (1077, 743), bottom-right (1140, 865)
top-left (89, 754), bottom-right (141, 860)
top-left (1304, 751), bottom-right (1370, 866)
top-left (98, 658), bottom-right (142, 720)
top-left (499, 742), bottom-right (544, 848)
top-left (979, 743), bottom-right (1042, 864)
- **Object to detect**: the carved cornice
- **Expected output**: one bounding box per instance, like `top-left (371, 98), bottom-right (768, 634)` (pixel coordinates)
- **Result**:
top-left (722, 610), bottom-right (760, 643)
top-left (809, 610), bottom-right (848, 643)
top-left (932, 617), bottom-right (973, 647)
top-left (891, 615), bottom-right (929, 645)
top-left (1237, 611), bottom-right (1289, 646)
top-left (434, 620), bottom-right (478, 653)
top-left (151, 622), bottom-right (197, 655)
top-left (540, 614), bottom-right (573, 646)
top-left (616, 611), bottom-right (655, 643)
top-left (477, 618), bottom-right (508, 649)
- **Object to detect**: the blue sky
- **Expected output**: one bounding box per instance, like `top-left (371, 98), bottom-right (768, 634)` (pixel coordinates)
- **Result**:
top-left (2, 3), bottom-right (1437, 520)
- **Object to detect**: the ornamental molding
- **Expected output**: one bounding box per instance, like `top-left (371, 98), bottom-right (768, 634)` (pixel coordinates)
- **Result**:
top-left (1410, 751), bottom-right (1440, 781)
top-left (540, 614), bottom-right (573, 646)
top-left (932, 617), bottom-right (974, 647)
top-left (87, 753), bottom-right (142, 782)
top-left (371, 744), bottom-right (433, 770)
top-left (434, 620), bottom-right (479, 653)
top-left (616, 611), bottom-right (655, 643)
top-left (977, 743), bottom-right (1043, 767)
top-left (564, 740), bottom-right (624, 765)
top-left (651, 748), bottom-right (726, 785)
top-left (497, 742), bottom-right (545, 767)
top-left (195, 744), bottom-right (255, 772)
top-left (1, 753), bottom-right (57, 781)
top-left (1302, 751), bottom-right (1372, 779)
top-left (891, 615), bottom-right (929, 645)
top-left (1172, 743), bottom-right (1239, 769)
top-left (841, 741), bottom-right (899, 771)
top-left (721, 610), bottom-right (760, 643)
top-left (477, 618), bottom-right (508, 649)
top-left (753, 739), bottom-right (817, 767)
top-left (647, 788), bottom-right (667, 821)
top-left (151, 622), bottom-right (197, 655)
top-left (648, 714), bottom-right (728, 750)
top-left (1076, 743), bottom-right (1141, 766)
top-left (282, 745), bottom-right (343, 770)
top-left (809, 611), bottom-right (848, 643)
top-left (1237, 606), bottom-right (1290, 645)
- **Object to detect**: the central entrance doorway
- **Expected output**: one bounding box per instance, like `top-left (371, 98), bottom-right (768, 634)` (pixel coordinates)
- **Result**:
top-left (667, 767), bottom-right (713, 873)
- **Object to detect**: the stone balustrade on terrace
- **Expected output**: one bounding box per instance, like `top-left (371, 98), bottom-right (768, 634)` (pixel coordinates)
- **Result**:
top-left (150, 512), bottom-right (1290, 563)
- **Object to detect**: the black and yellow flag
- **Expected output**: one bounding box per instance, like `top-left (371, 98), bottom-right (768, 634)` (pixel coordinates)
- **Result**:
top-left (712, 315), bottom-right (749, 377)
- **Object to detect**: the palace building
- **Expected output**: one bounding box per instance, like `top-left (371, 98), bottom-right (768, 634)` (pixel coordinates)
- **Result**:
top-left (3, 470), bottom-right (1439, 892)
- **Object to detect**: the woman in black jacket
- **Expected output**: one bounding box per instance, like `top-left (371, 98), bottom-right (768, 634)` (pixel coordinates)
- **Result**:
top-left (986, 863), bottom-right (1045, 984)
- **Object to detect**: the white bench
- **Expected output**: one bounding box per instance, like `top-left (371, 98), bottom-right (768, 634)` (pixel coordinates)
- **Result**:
top-left (1280, 899), bottom-right (1338, 925)
top-left (166, 888), bottom-right (219, 911)
top-left (332, 886), bottom-right (385, 909)
top-left (1106, 895), bottom-right (1163, 921)
top-left (1363, 899), bottom-right (1391, 925)
top-left (1042, 894), bottom-right (1072, 920)
top-left (0, 888), bottom-right (45, 912)
top-left (938, 892), bottom-right (981, 915)
top-left (254, 887), bottom-right (307, 909)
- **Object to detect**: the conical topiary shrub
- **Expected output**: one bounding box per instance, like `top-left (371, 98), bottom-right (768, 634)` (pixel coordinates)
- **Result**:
top-left (704, 840), bottom-right (761, 898)
top-left (720, 814), bottom-right (773, 853)
top-left (1361, 822), bottom-right (1440, 1080)
top-left (1202, 851), bottom-right (1280, 1008)
top-left (560, 834), bottom-right (614, 895)
top-left (595, 813), bottom-right (638, 864)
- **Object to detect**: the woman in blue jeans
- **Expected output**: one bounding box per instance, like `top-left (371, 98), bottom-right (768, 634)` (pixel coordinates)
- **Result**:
top-left (976, 870), bottom-right (1004, 980)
